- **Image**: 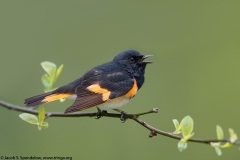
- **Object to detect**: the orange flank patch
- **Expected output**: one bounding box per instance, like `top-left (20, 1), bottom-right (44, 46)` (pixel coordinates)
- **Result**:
top-left (42, 93), bottom-right (73, 103)
top-left (125, 79), bottom-right (138, 97)
top-left (87, 84), bottom-right (111, 101)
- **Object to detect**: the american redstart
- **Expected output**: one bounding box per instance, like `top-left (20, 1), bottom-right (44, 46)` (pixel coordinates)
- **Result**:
top-left (25, 50), bottom-right (152, 114)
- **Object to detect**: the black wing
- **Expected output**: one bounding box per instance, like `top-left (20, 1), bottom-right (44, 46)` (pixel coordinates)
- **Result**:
top-left (65, 69), bottom-right (136, 113)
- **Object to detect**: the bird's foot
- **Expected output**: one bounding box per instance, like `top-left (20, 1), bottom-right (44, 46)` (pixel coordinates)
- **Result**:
top-left (95, 107), bottom-right (102, 119)
top-left (114, 109), bottom-right (127, 123)
top-left (120, 111), bottom-right (127, 123)
top-left (95, 107), bottom-right (108, 119)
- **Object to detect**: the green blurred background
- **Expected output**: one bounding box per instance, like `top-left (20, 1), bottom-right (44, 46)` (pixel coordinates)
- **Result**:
top-left (0, 0), bottom-right (240, 159)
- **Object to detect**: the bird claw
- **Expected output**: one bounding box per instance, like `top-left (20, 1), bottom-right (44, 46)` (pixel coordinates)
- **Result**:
top-left (95, 107), bottom-right (102, 119)
top-left (120, 111), bottom-right (127, 123)
top-left (113, 109), bottom-right (127, 122)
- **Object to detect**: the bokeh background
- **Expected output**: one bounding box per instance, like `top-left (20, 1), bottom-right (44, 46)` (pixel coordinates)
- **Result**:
top-left (0, 0), bottom-right (240, 159)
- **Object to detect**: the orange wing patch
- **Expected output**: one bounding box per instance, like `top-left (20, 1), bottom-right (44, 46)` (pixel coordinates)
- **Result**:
top-left (42, 93), bottom-right (72, 103)
top-left (125, 79), bottom-right (138, 98)
top-left (87, 84), bottom-right (111, 101)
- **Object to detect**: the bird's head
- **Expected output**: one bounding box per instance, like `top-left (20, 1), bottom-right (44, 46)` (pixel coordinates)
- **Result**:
top-left (113, 50), bottom-right (153, 74)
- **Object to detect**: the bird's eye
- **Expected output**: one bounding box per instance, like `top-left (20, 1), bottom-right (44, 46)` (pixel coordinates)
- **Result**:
top-left (130, 57), bottom-right (135, 62)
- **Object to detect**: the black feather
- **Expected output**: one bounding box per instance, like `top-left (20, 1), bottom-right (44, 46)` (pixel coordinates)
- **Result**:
top-left (24, 92), bottom-right (52, 107)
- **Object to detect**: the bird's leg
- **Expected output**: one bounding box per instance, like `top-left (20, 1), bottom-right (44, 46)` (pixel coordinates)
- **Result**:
top-left (113, 109), bottom-right (127, 123)
top-left (95, 107), bottom-right (102, 119)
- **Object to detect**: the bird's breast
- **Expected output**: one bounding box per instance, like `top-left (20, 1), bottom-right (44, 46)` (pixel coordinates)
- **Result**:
top-left (98, 96), bottom-right (131, 110)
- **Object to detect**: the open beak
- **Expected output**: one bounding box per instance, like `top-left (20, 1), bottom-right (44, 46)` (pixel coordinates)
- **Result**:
top-left (142, 55), bottom-right (153, 64)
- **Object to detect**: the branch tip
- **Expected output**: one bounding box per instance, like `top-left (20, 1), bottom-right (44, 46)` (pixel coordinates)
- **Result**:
top-left (152, 108), bottom-right (158, 113)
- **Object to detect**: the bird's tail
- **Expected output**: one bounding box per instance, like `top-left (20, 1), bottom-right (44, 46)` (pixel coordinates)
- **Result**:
top-left (24, 91), bottom-right (72, 107)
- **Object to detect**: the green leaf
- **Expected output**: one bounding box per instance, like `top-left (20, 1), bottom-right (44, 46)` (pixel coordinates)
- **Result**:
top-left (211, 143), bottom-right (223, 156)
top-left (55, 64), bottom-right (64, 83)
top-left (19, 113), bottom-right (39, 125)
top-left (41, 61), bottom-right (56, 78)
top-left (219, 142), bottom-right (232, 148)
top-left (38, 122), bottom-right (49, 130)
top-left (177, 141), bottom-right (188, 152)
top-left (214, 147), bottom-right (222, 156)
top-left (41, 74), bottom-right (51, 91)
top-left (173, 119), bottom-right (181, 134)
top-left (181, 133), bottom-right (195, 142)
top-left (216, 125), bottom-right (224, 140)
top-left (173, 119), bottom-right (179, 128)
top-left (38, 106), bottom-right (45, 125)
top-left (210, 142), bottom-right (220, 147)
top-left (229, 128), bottom-right (238, 143)
top-left (41, 122), bottom-right (49, 127)
top-left (179, 116), bottom-right (194, 137)
top-left (37, 107), bottom-right (48, 130)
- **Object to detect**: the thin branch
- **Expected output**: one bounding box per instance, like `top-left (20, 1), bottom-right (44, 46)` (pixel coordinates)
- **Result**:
top-left (132, 117), bottom-right (240, 145)
top-left (0, 99), bottom-right (239, 146)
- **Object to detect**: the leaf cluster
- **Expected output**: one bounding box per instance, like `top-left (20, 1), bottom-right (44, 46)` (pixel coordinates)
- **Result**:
top-left (173, 116), bottom-right (194, 152)
top-left (172, 116), bottom-right (238, 156)
top-left (210, 125), bottom-right (238, 156)
top-left (19, 61), bottom-right (64, 130)
top-left (19, 107), bottom-right (48, 130)
top-left (41, 61), bottom-right (63, 92)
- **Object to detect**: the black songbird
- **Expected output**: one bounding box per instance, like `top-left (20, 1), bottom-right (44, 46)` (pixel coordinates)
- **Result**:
top-left (25, 50), bottom-right (152, 114)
